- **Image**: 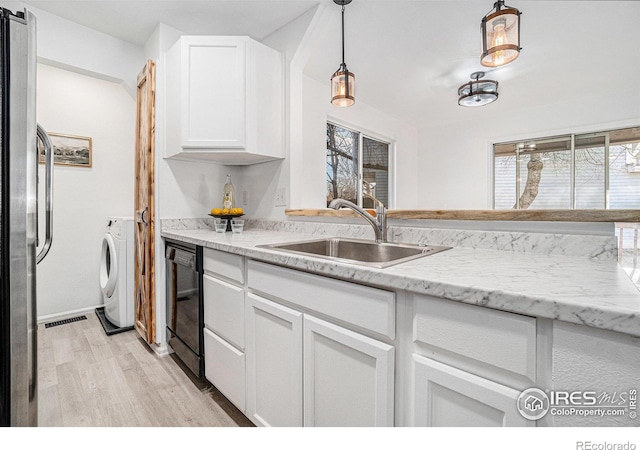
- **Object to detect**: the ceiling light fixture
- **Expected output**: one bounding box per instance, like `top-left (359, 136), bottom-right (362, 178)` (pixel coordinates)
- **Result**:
top-left (331, 0), bottom-right (355, 107)
top-left (458, 71), bottom-right (499, 107)
top-left (481, 0), bottom-right (522, 67)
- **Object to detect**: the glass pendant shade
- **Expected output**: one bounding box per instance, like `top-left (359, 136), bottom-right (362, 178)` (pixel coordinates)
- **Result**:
top-left (458, 72), bottom-right (498, 107)
top-left (331, 0), bottom-right (355, 107)
top-left (331, 68), bottom-right (355, 107)
top-left (481, 1), bottom-right (521, 67)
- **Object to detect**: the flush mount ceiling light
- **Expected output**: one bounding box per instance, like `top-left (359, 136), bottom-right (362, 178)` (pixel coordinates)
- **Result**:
top-left (458, 71), bottom-right (499, 107)
top-left (331, 0), bottom-right (355, 107)
top-left (481, 0), bottom-right (522, 67)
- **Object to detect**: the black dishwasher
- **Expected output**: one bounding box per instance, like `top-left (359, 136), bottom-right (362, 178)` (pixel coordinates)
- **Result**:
top-left (165, 239), bottom-right (203, 378)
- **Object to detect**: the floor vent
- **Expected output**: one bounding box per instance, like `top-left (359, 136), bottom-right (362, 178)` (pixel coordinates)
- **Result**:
top-left (44, 315), bottom-right (88, 328)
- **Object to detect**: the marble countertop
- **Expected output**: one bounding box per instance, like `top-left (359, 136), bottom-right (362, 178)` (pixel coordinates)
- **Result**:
top-left (161, 228), bottom-right (640, 338)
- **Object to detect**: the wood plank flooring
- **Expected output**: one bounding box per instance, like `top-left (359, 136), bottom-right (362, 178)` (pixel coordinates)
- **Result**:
top-left (37, 312), bottom-right (253, 427)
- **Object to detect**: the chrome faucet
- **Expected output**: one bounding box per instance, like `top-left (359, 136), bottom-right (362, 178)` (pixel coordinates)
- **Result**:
top-left (328, 197), bottom-right (387, 243)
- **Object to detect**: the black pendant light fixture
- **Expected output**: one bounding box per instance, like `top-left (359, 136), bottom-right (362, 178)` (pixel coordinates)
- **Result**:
top-left (481, 0), bottom-right (522, 67)
top-left (458, 72), bottom-right (499, 107)
top-left (331, 0), bottom-right (355, 107)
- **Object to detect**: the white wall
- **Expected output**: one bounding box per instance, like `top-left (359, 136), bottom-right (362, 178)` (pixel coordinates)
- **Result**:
top-left (415, 1), bottom-right (640, 210)
top-left (417, 88), bottom-right (640, 210)
top-left (244, 4), bottom-right (419, 217)
top-left (36, 64), bottom-right (136, 319)
top-left (238, 5), bottom-right (320, 220)
top-left (240, 75), bottom-right (420, 217)
top-left (4, 1), bottom-right (144, 97)
top-left (3, 0), bottom-right (149, 319)
top-left (145, 22), bottom-right (243, 221)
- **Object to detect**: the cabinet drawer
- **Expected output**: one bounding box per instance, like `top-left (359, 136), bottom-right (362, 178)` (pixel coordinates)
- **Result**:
top-left (203, 274), bottom-right (244, 349)
top-left (248, 260), bottom-right (395, 339)
top-left (204, 328), bottom-right (246, 412)
top-left (203, 248), bottom-right (244, 284)
top-left (413, 295), bottom-right (537, 382)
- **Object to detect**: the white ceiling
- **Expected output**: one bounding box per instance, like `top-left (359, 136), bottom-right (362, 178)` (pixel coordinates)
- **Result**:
top-left (23, 0), bottom-right (319, 44)
top-left (22, 0), bottom-right (640, 129)
top-left (304, 0), bottom-right (640, 128)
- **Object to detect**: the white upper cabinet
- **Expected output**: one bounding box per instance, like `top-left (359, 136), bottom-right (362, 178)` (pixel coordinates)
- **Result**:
top-left (165, 36), bottom-right (284, 165)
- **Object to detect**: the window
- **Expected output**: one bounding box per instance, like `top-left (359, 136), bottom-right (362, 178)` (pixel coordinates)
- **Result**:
top-left (326, 122), bottom-right (392, 208)
top-left (493, 127), bottom-right (640, 210)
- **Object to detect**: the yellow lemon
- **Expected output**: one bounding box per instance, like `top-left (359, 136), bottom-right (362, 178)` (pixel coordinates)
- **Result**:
top-left (221, 208), bottom-right (230, 215)
top-left (210, 208), bottom-right (222, 215)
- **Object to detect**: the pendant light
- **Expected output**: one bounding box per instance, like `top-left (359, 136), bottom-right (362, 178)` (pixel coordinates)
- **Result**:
top-left (331, 0), bottom-right (355, 107)
top-left (481, 0), bottom-right (522, 67)
top-left (458, 72), bottom-right (499, 107)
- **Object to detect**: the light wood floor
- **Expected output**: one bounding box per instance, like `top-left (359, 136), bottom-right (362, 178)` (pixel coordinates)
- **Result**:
top-left (37, 312), bottom-right (253, 427)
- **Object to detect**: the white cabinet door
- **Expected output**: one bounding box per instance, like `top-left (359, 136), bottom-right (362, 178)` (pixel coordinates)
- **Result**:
top-left (412, 354), bottom-right (532, 427)
top-left (184, 38), bottom-right (245, 149)
top-left (246, 293), bottom-right (303, 427)
top-left (303, 315), bottom-right (395, 427)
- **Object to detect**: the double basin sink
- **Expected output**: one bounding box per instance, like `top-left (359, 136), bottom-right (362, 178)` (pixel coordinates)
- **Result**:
top-left (259, 238), bottom-right (450, 269)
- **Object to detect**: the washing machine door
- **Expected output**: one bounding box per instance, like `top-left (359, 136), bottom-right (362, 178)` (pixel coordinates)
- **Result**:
top-left (100, 234), bottom-right (118, 298)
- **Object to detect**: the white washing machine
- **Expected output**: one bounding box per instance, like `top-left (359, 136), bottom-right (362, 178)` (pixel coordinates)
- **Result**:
top-left (100, 217), bottom-right (134, 328)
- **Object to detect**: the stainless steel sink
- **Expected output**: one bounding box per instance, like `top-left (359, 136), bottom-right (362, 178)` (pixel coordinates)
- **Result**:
top-left (258, 238), bottom-right (450, 268)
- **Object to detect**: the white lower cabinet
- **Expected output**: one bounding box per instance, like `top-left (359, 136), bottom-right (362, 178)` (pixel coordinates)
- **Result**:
top-left (412, 354), bottom-right (531, 427)
top-left (186, 248), bottom-right (633, 428)
top-left (244, 293), bottom-right (395, 427)
top-left (246, 260), bottom-right (396, 427)
top-left (202, 248), bottom-right (246, 412)
top-left (245, 293), bottom-right (303, 427)
top-left (303, 315), bottom-right (394, 427)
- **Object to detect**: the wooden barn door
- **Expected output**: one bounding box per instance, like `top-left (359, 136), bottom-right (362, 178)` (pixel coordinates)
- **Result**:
top-left (134, 60), bottom-right (156, 344)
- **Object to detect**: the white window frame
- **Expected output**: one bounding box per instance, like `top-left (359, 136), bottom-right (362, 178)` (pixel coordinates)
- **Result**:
top-left (327, 120), bottom-right (395, 208)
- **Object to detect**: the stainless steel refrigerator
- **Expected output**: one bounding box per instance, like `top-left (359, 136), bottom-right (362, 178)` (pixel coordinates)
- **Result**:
top-left (0, 7), bottom-right (53, 427)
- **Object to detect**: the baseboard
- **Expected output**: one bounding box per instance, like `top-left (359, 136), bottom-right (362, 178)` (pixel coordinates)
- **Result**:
top-left (37, 304), bottom-right (103, 324)
top-left (151, 342), bottom-right (171, 357)
top-left (40, 307), bottom-right (172, 358)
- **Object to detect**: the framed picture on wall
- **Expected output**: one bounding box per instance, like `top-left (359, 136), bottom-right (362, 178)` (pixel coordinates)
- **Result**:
top-left (39, 133), bottom-right (92, 168)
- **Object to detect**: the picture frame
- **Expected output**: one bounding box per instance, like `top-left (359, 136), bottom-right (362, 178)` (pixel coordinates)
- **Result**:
top-left (39, 133), bottom-right (92, 168)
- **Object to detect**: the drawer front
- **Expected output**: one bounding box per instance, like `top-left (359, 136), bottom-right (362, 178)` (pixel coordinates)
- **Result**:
top-left (204, 328), bottom-right (246, 412)
top-left (203, 248), bottom-right (244, 284)
top-left (248, 260), bottom-right (395, 339)
top-left (203, 274), bottom-right (245, 349)
top-left (413, 295), bottom-right (536, 381)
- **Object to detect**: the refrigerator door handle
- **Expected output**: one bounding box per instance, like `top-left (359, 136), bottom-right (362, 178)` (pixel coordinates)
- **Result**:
top-left (36, 124), bottom-right (53, 264)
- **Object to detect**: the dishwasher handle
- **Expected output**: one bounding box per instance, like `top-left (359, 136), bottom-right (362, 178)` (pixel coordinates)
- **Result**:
top-left (166, 246), bottom-right (196, 270)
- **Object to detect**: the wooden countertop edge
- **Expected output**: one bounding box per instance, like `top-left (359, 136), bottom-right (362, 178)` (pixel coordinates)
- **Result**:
top-left (285, 209), bottom-right (640, 222)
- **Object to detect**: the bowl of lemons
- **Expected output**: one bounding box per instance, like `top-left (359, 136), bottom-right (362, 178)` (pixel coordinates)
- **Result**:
top-left (209, 207), bottom-right (244, 218)
top-left (209, 207), bottom-right (244, 232)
